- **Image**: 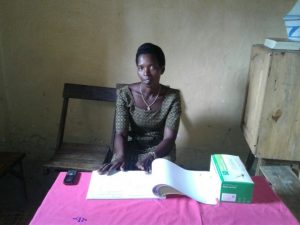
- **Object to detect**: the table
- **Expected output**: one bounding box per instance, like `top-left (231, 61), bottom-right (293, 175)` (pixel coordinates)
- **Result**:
top-left (30, 172), bottom-right (299, 225)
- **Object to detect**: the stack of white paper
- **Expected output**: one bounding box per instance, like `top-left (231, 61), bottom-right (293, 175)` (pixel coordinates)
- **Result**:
top-left (86, 158), bottom-right (219, 205)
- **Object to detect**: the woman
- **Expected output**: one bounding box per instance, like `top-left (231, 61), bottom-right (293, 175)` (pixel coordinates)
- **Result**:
top-left (100, 43), bottom-right (181, 174)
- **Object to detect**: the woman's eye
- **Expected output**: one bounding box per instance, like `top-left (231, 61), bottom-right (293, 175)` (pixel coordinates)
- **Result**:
top-left (150, 65), bottom-right (156, 70)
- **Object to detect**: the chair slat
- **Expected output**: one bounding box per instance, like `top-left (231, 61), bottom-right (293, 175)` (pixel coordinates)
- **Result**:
top-left (64, 83), bottom-right (116, 102)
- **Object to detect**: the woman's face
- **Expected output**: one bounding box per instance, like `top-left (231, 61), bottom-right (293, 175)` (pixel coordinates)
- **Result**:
top-left (137, 54), bottom-right (164, 87)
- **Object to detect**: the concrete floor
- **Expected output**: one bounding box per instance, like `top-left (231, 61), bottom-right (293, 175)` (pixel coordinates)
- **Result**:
top-left (0, 159), bottom-right (58, 225)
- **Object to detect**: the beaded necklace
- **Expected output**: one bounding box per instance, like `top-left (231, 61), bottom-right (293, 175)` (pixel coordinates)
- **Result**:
top-left (139, 83), bottom-right (161, 111)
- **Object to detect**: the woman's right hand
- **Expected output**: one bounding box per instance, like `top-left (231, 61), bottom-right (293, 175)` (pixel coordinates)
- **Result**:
top-left (98, 155), bottom-right (126, 175)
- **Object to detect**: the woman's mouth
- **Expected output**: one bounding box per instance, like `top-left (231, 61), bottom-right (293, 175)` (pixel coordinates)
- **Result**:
top-left (143, 79), bottom-right (151, 84)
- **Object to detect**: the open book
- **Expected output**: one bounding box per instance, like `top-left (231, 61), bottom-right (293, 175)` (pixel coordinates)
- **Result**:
top-left (86, 158), bottom-right (219, 205)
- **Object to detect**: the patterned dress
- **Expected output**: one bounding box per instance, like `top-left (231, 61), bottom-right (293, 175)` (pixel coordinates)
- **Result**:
top-left (115, 85), bottom-right (181, 169)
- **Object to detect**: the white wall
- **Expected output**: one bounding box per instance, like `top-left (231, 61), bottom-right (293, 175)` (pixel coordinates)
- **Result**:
top-left (0, 0), bottom-right (295, 169)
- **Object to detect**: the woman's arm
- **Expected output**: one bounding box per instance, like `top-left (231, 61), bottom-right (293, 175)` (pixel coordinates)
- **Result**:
top-left (99, 87), bottom-right (129, 174)
top-left (98, 131), bottom-right (127, 174)
top-left (154, 127), bottom-right (178, 158)
top-left (156, 89), bottom-right (181, 158)
top-left (113, 131), bottom-right (128, 158)
top-left (135, 127), bottom-right (178, 172)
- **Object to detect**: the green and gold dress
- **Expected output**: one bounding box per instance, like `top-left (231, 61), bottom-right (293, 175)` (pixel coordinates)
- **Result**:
top-left (115, 85), bottom-right (181, 169)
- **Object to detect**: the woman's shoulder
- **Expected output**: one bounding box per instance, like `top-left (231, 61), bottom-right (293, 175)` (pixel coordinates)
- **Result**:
top-left (117, 83), bottom-right (139, 91)
top-left (117, 84), bottom-right (132, 94)
top-left (128, 83), bottom-right (140, 94)
top-left (116, 83), bottom-right (138, 103)
top-left (116, 84), bottom-right (131, 101)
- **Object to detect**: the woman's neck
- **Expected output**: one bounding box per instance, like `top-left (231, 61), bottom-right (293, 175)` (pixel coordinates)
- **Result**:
top-left (140, 83), bottom-right (161, 96)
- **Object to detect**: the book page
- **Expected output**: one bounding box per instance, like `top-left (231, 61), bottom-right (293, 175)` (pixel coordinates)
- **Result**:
top-left (152, 159), bottom-right (218, 205)
top-left (86, 170), bottom-right (160, 199)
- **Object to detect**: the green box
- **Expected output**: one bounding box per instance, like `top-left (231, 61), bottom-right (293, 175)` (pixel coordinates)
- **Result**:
top-left (210, 154), bottom-right (254, 203)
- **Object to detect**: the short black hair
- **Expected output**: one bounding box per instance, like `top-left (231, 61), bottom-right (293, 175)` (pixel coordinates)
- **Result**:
top-left (135, 43), bottom-right (165, 68)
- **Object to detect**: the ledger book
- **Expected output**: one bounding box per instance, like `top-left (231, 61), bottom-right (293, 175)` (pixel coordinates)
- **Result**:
top-left (86, 155), bottom-right (253, 204)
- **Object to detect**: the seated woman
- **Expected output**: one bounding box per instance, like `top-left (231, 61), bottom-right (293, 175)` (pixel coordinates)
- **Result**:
top-left (100, 43), bottom-right (181, 174)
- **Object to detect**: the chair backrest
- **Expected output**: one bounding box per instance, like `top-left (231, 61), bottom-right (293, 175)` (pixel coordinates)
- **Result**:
top-left (56, 83), bottom-right (117, 152)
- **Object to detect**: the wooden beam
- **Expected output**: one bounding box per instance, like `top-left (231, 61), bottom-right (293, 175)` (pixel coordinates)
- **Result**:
top-left (260, 165), bottom-right (300, 222)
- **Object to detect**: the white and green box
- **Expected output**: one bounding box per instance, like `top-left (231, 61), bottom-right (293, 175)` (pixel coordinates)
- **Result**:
top-left (210, 154), bottom-right (254, 203)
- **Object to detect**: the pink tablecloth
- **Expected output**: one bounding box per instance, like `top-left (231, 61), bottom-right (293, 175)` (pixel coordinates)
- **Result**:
top-left (30, 172), bottom-right (299, 225)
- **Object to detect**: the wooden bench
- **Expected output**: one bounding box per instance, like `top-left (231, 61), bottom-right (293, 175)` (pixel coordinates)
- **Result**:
top-left (260, 165), bottom-right (300, 222)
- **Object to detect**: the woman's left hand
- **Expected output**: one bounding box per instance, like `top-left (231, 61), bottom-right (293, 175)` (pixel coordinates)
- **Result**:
top-left (136, 152), bottom-right (156, 172)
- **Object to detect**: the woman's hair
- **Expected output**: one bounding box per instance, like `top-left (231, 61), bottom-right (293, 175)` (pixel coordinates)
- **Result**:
top-left (135, 43), bottom-right (165, 68)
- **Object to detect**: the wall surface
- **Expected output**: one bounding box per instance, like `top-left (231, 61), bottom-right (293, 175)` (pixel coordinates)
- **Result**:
top-left (0, 0), bottom-right (295, 169)
top-left (0, 8), bottom-right (7, 151)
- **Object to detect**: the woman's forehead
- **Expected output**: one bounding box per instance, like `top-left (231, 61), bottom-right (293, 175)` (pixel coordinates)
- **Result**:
top-left (137, 54), bottom-right (159, 65)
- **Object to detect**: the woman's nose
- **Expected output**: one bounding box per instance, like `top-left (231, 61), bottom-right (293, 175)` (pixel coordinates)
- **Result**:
top-left (143, 67), bottom-right (151, 76)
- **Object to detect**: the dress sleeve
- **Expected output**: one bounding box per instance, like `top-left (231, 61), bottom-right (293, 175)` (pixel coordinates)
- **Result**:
top-left (115, 87), bottom-right (130, 133)
top-left (165, 90), bottom-right (181, 130)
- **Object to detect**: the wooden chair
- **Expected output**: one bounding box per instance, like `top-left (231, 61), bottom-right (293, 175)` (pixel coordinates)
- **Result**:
top-left (44, 83), bottom-right (116, 172)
